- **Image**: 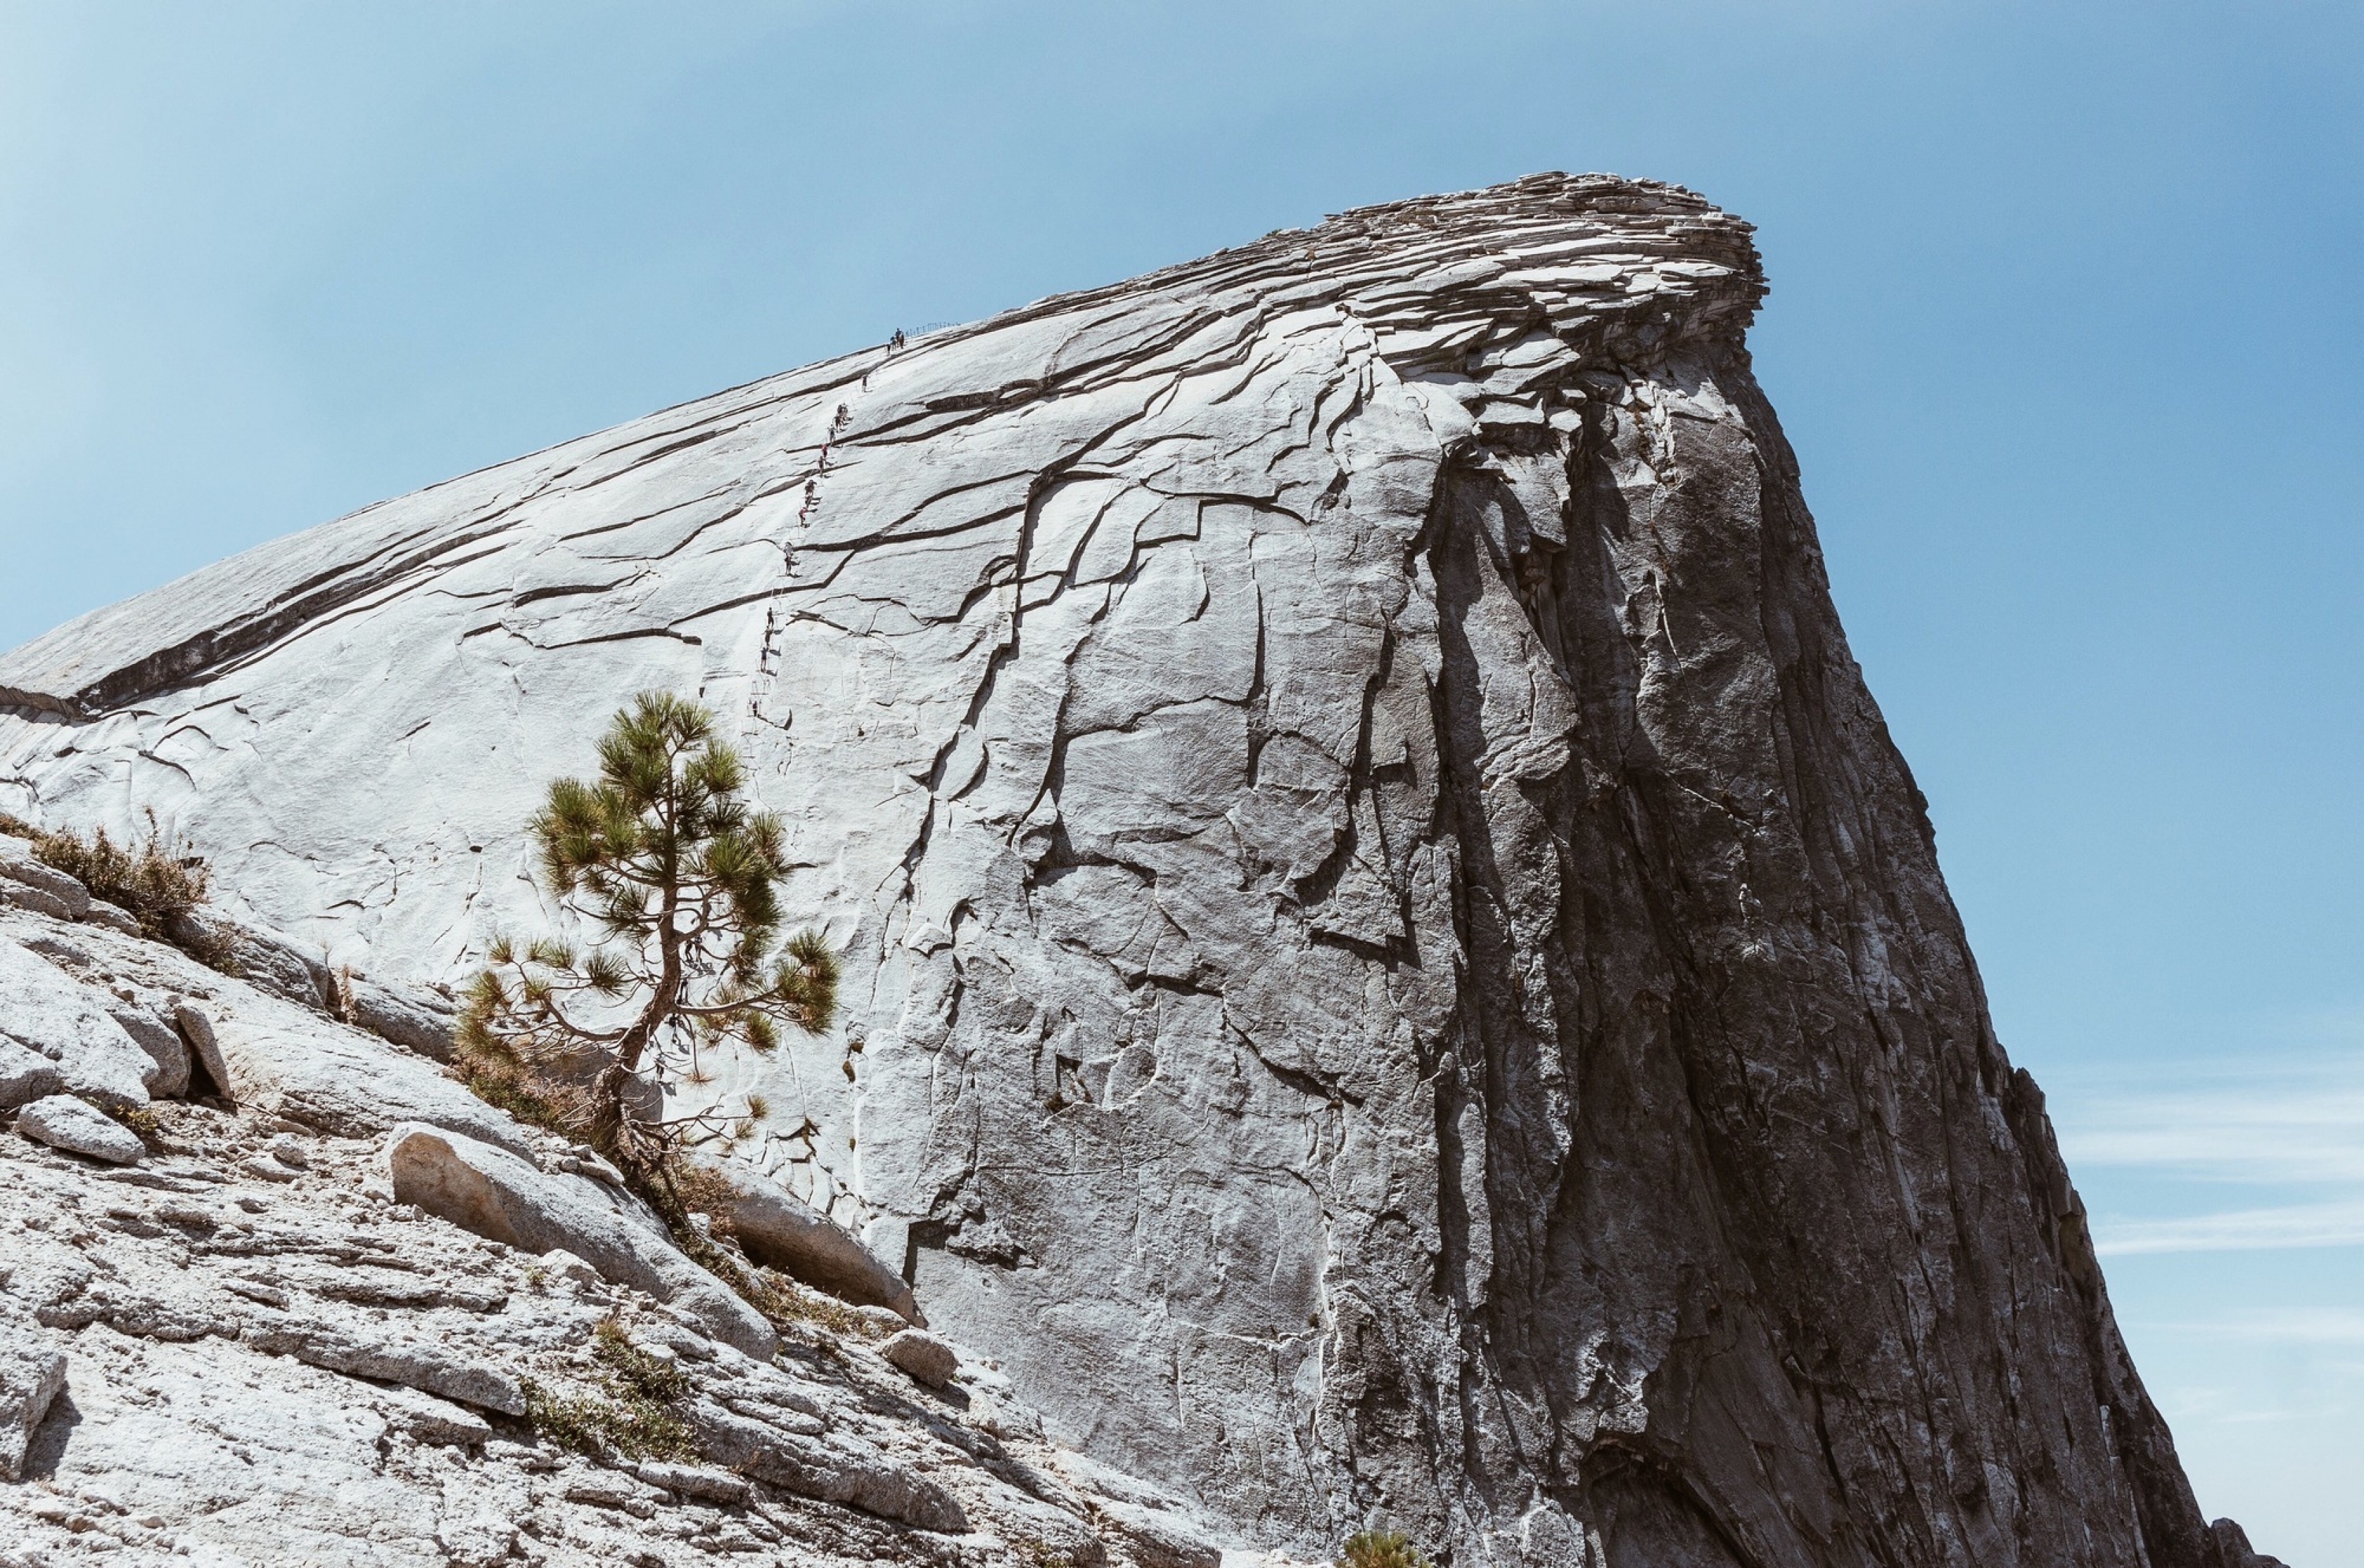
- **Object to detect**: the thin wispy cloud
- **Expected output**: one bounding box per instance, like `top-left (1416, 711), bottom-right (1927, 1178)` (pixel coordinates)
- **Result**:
top-left (2047, 1045), bottom-right (2364, 1256)
top-left (2178, 1308), bottom-right (2364, 1345)
top-left (2069, 1092), bottom-right (2364, 1185)
top-left (2090, 1199), bottom-right (2364, 1256)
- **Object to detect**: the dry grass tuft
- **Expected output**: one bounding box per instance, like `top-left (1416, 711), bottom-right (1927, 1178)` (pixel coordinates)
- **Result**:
top-left (13, 811), bottom-right (236, 971)
top-left (94, 1098), bottom-right (171, 1152)
top-left (521, 1318), bottom-right (700, 1462)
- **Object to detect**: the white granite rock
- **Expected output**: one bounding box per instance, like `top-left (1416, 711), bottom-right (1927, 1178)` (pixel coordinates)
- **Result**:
top-left (172, 910), bottom-right (331, 1009)
top-left (345, 973), bottom-right (457, 1060)
top-left (0, 1037), bottom-right (61, 1111)
top-left (0, 1311), bottom-right (66, 1481)
top-left (0, 839), bottom-right (87, 922)
top-left (81, 900), bottom-right (139, 936)
top-left (632, 1458), bottom-right (751, 1505)
top-left (0, 893), bottom-right (1186, 1566)
top-left (106, 1002), bottom-right (189, 1099)
top-left (709, 1158), bottom-right (918, 1321)
top-left (0, 877), bottom-right (72, 922)
top-left (372, 1380), bottom-right (495, 1446)
top-left (1095, 1496), bottom-right (1224, 1568)
top-left (383, 1122), bottom-right (775, 1360)
top-left (201, 1012), bottom-right (533, 1154)
top-left (13, 1093), bottom-right (142, 1164)
top-left (0, 938), bottom-right (154, 1107)
top-left (683, 1396), bottom-right (967, 1533)
top-left (877, 1327), bottom-right (958, 1389)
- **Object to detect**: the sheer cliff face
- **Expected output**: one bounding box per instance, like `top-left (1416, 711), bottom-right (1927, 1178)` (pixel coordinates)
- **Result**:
top-left (0, 175), bottom-right (2224, 1566)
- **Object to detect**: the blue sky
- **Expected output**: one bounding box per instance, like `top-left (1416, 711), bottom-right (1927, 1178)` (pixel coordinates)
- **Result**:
top-left (3, 3), bottom-right (2356, 1556)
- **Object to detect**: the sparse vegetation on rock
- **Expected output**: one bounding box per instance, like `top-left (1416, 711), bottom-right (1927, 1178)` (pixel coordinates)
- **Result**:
top-left (1338, 1529), bottom-right (1435, 1568)
top-left (0, 788), bottom-right (1211, 1567)
top-left (0, 810), bottom-right (234, 970)
top-left (521, 1318), bottom-right (700, 1462)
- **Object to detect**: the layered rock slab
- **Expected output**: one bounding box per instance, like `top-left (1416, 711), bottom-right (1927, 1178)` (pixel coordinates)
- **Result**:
top-left (0, 174), bottom-right (2268, 1564)
top-left (0, 893), bottom-right (1228, 1567)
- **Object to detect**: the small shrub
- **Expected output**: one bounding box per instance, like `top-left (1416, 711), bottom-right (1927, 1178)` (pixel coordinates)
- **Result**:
top-left (22, 811), bottom-right (236, 971)
top-left (522, 1318), bottom-right (699, 1462)
top-left (1340, 1530), bottom-right (1435, 1568)
top-left (95, 1099), bottom-right (170, 1152)
top-left (459, 1070), bottom-right (576, 1142)
top-left (592, 1318), bottom-right (692, 1400)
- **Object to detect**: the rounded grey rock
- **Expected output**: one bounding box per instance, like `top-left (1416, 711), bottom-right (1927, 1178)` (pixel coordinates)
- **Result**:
top-left (15, 1093), bottom-right (144, 1164)
top-left (878, 1328), bottom-right (959, 1389)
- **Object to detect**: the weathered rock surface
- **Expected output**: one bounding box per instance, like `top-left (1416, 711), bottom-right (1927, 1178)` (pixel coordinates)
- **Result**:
top-left (879, 1327), bottom-right (960, 1389)
top-left (196, 1005), bottom-right (535, 1155)
top-left (0, 1038), bottom-right (62, 1110)
top-left (0, 1309), bottom-right (67, 1481)
top-left (0, 939), bottom-right (155, 1108)
top-left (345, 971), bottom-right (459, 1060)
top-left (105, 1001), bottom-right (189, 1099)
top-left (0, 839), bottom-right (89, 922)
top-left (714, 1159), bottom-right (920, 1322)
top-left (0, 894), bottom-right (1238, 1567)
top-left (0, 173), bottom-right (2282, 1564)
top-left (386, 1121), bottom-right (777, 1359)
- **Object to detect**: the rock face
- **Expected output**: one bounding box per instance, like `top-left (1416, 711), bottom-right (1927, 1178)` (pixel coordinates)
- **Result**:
top-left (0, 1308), bottom-right (68, 1481)
top-left (0, 174), bottom-right (2271, 1564)
top-left (0, 935), bottom-right (160, 1108)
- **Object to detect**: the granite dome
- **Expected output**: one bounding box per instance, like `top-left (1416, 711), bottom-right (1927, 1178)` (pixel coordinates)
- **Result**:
top-left (0, 174), bottom-right (2266, 1567)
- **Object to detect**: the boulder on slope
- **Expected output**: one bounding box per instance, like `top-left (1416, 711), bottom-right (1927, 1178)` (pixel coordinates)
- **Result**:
top-left (0, 936), bottom-right (155, 1107)
top-left (704, 1159), bottom-right (920, 1322)
top-left (0, 837), bottom-right (89, 922)
top-left (0, 1037), bottom-right (62, 1110)
top-left (15, 1093), bottom-right (144, 1164)
top-left (383, 1122), bottom-right (776, 1360)
top-left (682, 1396), bottom-right (967, 1533)
top-left (878, 1328), bottom-right (958, 1389)
top-left (107, 1002), bottom-right (189, 1099)
top-left (168, 910), bottom-right (332, 1010)
top-left (345, 973), bottom-right (457, 1060)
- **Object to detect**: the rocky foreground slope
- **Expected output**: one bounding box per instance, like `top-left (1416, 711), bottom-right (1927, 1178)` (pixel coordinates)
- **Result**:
top-left (0, 173), bottom-right (2289, 1565)
top-left (0, 877), bottom-right (1232, 1568)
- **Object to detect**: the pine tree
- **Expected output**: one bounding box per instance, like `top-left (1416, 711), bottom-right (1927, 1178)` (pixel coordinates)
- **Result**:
top-left (456, 691), bottom-right (838, 1178)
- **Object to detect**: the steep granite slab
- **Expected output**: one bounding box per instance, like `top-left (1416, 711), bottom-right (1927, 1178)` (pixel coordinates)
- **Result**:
top-left (0, 174), bottom-right (2269, 1566)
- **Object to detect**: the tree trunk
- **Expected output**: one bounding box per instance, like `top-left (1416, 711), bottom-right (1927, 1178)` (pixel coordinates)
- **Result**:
top-left (592, 855), bottom-right (685, 1168)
